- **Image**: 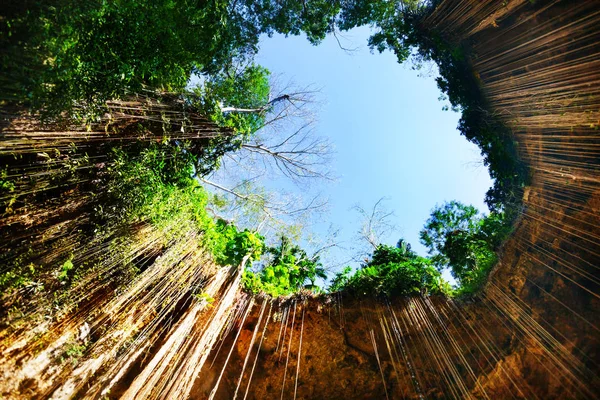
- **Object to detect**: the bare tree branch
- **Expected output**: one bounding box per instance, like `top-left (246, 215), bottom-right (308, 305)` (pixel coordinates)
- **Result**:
top-left (201, 176), bottom-right (328, 236)
top-left (199, 70), bottom-right (333, 243)
top-left (332, 29), bottom-right (360, 54)
top-left (352, 197), bottom-right (398, 260)
top-left (218, 78), bottom-right (334, 188)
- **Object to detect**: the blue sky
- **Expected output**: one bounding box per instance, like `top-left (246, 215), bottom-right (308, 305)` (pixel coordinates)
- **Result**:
top-left (251, 27), bottom-right (492, 279)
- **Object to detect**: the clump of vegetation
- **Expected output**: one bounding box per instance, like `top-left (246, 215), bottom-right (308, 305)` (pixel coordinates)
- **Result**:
top-left (212, 220), bottom-right (265, 266)
top-left (59, 340), bottom-right (88, 366)
top-left (0, 168), bottom-right (15, 193)
top-left (99, 144), bottom-right (265, 267)
top-left (242, 236), bottom-right (327, 297)
top-left (323, 200), bottom-right (511, 299)
top-left (420, 201), bottom-right (513, 296)
top-left (193, 292), bottom-right (215, 308)
top-left (0, 262), bottom-right (37, 291)
top-left (329, 240), bottom-right (451, 297)
top-left (57, 257), bottom-right (75, 283)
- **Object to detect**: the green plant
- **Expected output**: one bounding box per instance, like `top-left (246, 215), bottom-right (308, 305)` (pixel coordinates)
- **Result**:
top-left (64, 342), bottom-right (86, 358)
top-left (330, 241), bottom-right (450, 298)
top-left (97, 145), bottom-right (266, 269)
top-left (2, 0), bottom-right (263, 119)
top-left (0, 167), bottom-right (15, 193)
top-left (241, 236), bottom-right (327, 297)
top-left (420, 201), bottom-right (512, 296)
top-left (213, 220), bottom-right (265, 266)
top-left (57, 257), bottom-right (74, 282)
top-left (193, 292), bottom-right (215, 308)
top-left (328, 266), bottom-right (353, 292)
top-left (61, 341), bottom-right (87, 365)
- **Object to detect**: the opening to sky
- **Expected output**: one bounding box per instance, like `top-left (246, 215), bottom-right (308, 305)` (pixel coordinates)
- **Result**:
top-left (251, 27), bottom-right (493, 282)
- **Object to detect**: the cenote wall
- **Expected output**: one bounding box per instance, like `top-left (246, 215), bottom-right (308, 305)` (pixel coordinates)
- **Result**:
top-left (0, 0), bottom-right (598, 399)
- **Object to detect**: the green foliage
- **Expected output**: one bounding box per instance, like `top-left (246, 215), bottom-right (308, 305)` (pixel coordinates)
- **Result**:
top-left (101, 144), bottom-right (200, 226)
top-left (0, 263), bottom-right (36, 291)
top-left (420, 201), bottom-right (513, 296)
top-left (268, 237), bottom-right (327, 287)
top-left (64, 342), bottom-right (86, 358)
top-left (344, 1), bottom-right (420, 63)
top-left (0, 167), bottom-right (15, 193)
top-left (328, 266), bottom-right (353, 292)
top-left (419, 201), bottom-right (481, 269)
top-left (57, 257), bottom-right (74, 282)
top-left (2, 0), bottom-right (265, 118)
top-left (241, 269), bottom-right (266, 295)
top-left (244, 0), bottom-right (340, 44)
top-left (242, 236), bottom-right (327, 297)
top-left (193, 292), bottom-right (215, 308)
top-left (0, 166), bottom-right (17, 214)
top-left (197, 64), bottom-right (271, 133)
top-left (213, 220), bottom-right (265, 266)
top-left (61, 341), bottom-right (87, 365)
top-left (329, 241), bottom-right (450, 297)
top-left (99, 144), bottom-right (264, 267)
top-left (243, 265), bottom-right (295, 297)
top-left (192, 64), bottom-right (271, 175)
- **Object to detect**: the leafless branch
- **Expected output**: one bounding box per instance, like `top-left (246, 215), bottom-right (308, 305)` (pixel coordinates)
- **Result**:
top-left (352, 197), bottom-right (398, 259)
top-left (201, 176), bottom-right (329, 235)
top-left (332, 29), bottom-right (360, 54)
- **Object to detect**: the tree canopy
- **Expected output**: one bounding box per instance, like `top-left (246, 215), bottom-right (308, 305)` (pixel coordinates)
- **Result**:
top-left (2, 0), bottom-right (422, 118)
top-left (420, 201), bottom-right (513, 295)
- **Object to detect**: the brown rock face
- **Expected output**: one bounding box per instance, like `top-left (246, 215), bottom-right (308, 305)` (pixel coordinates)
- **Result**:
top-left (192, 288), bottom-right (595, 399)
top-left (190, 1), bottom-right (600, 399)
